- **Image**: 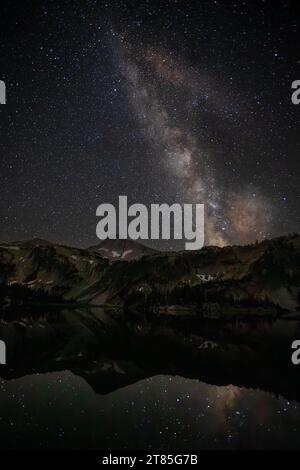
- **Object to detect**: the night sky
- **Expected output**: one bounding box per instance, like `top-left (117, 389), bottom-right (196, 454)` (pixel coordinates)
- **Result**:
top-left (1, 0), bottom-right (299, 249)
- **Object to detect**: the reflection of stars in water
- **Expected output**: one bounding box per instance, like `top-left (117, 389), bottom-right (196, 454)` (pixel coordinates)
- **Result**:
top-left (0, 373), bottom-right (300, 449)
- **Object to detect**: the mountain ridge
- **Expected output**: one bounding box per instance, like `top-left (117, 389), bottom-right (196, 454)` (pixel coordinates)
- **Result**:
top-left (0, 234), bottom-right (299, 317)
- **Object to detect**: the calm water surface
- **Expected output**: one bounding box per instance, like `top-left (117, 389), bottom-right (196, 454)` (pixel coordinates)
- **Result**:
top-left (0, 371), bottom-right (300, 449)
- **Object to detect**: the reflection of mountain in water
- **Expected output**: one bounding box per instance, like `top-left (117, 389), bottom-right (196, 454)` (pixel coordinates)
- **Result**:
top-left (1, 307), bottom-right (300, 402)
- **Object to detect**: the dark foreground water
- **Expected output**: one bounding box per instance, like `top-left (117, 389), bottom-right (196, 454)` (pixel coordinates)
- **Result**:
top-left (1, 308), bottom-right (300, 449)
top-left (1, 372), bottom-right (300, 449)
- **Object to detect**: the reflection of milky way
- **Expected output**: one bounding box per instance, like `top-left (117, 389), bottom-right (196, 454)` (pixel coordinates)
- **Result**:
top-left (114, 36), bottom-right (273, 246)
top-left (1, 372), bottom-right (300, 449)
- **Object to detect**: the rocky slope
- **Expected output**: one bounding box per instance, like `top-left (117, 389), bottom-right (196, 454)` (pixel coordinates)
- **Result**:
top-left (0, 234), bottom-right (299, 317)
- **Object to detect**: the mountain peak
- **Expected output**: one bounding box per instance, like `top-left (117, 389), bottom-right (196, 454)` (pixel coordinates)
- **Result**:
top-left (88, 239), bottom-right (157, 262)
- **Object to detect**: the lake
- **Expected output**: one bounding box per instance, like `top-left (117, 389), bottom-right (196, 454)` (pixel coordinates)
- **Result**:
top-left (1, 371), bottom-right (300, 449)
top-left (0, 308), bottom-right (300, 449)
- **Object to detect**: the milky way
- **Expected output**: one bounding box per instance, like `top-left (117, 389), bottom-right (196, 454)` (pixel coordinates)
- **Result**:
top-left (0, 1), bottom-right (299, 249)
top-left (114, 34), bottom-right (274, 246)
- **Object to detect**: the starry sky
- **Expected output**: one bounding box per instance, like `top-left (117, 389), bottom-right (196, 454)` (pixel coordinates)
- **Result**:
top-left (1, 0), bottom-right (299, 249)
